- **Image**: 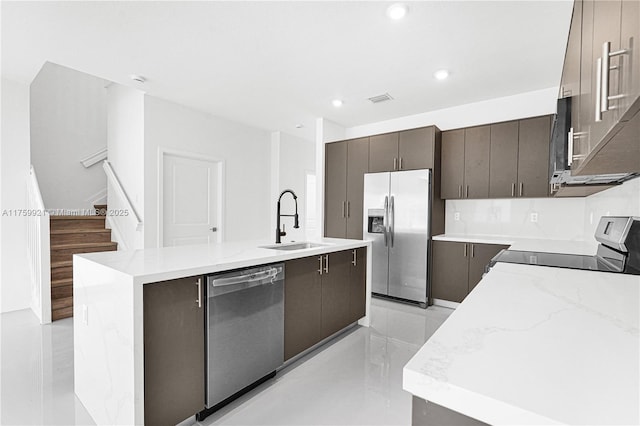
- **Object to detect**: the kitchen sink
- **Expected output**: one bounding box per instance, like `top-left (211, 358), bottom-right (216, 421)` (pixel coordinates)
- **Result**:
top-left (260, 242), bottom-right (327, 251)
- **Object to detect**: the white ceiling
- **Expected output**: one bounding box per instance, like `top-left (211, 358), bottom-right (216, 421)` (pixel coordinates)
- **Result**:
top-left (2, 1), bottom-right (573, 141)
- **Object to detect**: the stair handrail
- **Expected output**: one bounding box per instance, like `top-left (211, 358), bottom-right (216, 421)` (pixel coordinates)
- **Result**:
top-left (80, 147), bottom-right (108, 168)
top-left (102, 160), bottom-right (143, 231)
top-left (27, 165), bottom-right (51, 324)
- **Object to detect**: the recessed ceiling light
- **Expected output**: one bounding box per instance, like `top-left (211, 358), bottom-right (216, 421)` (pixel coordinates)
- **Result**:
top-left (387, 3), bottom-right (408, 20)
top-left (332, 99), bottom-right (344, 108)
top-left (434, 69), bottom-right (450, 80)
top-left (130, 74), bottom-right (146, 83)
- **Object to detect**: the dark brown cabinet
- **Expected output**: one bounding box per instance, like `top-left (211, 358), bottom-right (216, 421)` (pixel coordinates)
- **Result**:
top-left (324, 138), bottom-right (369, 239)
top-left (369, 127), bottom-right (437, 172)
top-left (284, 255), bottom-right (322, 361)
top-left (431, 241), bottom-right (508, 303)
top-left (441, 126), bottom-right (490, 199)
top-left (369, 133), bottom-right (399, 172)
top-left (445, 116), bottom-right (552, 200)
top-left (559, 0), bottom-right (583, 100)
top-left (517, 116), bottom-right (552, 198)
top-left (143, 276), bottom-right (204, 426)
top-left (463, 126), bottom-right (491, 199)
top-left (284, 248), bottom-right (367, 360)
top-left (489, 121), bottom-right (519, 198)
top-left (440, 129), bottom-right (465, 199)
top-left (566, 0), bottom-right (640, 176)
top-left (348, 247), bottom-right (367, 324)
top-left (320, 250), bottom-right (352, 339)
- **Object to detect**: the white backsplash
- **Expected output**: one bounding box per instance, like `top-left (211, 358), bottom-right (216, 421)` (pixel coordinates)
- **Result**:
top-left (445, 197), bottom-right (587, 240)
top-left (583, 177), bottom-right (640, 239)
top-left (444, 177), bottom-right (640, 242)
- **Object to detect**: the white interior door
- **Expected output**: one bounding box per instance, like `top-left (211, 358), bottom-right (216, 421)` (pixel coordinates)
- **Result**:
top-left (162, 153), bottom-right (221, 247)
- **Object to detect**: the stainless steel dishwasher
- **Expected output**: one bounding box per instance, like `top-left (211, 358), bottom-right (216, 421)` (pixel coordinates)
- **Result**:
top-left (203, 263), bottom-right (284, 414)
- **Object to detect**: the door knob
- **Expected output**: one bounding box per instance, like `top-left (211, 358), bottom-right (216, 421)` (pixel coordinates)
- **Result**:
top-left (210, 227), bottom-right (218, 232)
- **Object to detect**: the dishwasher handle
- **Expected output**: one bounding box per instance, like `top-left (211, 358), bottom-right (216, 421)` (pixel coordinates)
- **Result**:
top-left (211, 267), bottom-right (280, 288)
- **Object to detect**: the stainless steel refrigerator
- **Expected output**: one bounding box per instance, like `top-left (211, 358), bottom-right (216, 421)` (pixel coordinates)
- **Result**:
top-left (363, 169), bottom-right (431, 307)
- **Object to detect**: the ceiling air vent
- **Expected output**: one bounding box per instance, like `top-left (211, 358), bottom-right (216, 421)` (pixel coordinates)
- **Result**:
top-left (368, 93), bottom-right (394, 104)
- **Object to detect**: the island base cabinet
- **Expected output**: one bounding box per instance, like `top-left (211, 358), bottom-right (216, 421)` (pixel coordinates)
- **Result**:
top-left (143, 276), bottom-right (204, 426)
top-left (412, 396), bottom-right (488, 426)
top-left (284, 256), bottom-right (323, 361)
top-left (348, 247), bottom-right (367, 323)
top-left (284, 248), bottom-right (367, 361)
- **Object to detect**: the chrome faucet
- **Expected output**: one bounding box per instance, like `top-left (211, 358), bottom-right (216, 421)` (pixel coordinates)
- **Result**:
top-left (276, 189), bottom-right (299, 243)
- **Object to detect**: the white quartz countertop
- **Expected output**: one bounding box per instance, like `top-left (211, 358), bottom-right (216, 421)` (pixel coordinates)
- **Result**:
top-left (432, 234), bottom-right (598, 256)
top-left (75, 238), bottom-right (370, 284)
top-left (403, 262), bottom-right (640, 425)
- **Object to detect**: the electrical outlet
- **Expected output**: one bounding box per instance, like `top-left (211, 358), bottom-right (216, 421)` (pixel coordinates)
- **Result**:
top-left (82, 305), bottom-right (89, 326)
top-left (454, 212), bottom-right (460, 221)
top-left (530, 212), bottom-right (538, 223)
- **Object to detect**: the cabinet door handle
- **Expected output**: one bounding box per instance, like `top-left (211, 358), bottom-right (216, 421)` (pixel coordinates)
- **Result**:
top-left (352, 249), bottom-right (357, 266)
top-left (601, 41), bottom-right (628, 115)
top-left (324, 255), bottom-right (329, 274)
top-left (318, 256), bottom-right (323, 275)
top-left (347, 201), bottom-right (350, 218)
top-left (465, 185), bottom-right (469, 198)
top-left (458, 185), bottom-right (462, 198)
top-left (393, 157), bottom-right (398, 170)
top-left (471, 244), bottom-right (475, 258)
top-left (399, 157), bottom-right (403, 169)
top-left (463, 243), bottom-right (468, 257)
top-left (196, 278), bottom-right (202, 308)
top-left (342, 201), bottom-right (346, 218)
top-left (519, 182), bottom-right (524, 197)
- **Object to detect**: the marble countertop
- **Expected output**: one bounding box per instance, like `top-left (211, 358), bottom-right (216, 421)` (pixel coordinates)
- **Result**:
top-left (74, 237), bottom-right (370, 284)
top-left (403, 262), bottom-right (640, 425)
top-left (432, 234), bottom-right (598, 256)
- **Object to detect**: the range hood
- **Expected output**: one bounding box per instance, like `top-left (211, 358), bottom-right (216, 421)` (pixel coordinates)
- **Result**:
top-left (549, 97), bottom-right (638, 193)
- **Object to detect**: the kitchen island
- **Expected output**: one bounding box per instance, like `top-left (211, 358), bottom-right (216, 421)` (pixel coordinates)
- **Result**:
top-left (404, 240), bottom-right (639, 425)
top-left (72, 238), bottom-right (371, 426)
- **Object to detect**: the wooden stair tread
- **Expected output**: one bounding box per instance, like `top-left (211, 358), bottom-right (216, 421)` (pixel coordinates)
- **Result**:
top-left (50, 229), bottom-right (111, 235)
top-left (50, 215), bottom-right (105, 220)
top-left (52, 278), bottom-right (72, 288)
top-left (51, 242), bottom-right (117, 250)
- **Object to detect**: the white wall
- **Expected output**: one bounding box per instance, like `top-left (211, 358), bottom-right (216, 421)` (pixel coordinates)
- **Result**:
top-left (275, 132), bottom-right (315, 243)
top-left (1, 78), bottom-right (32, 313)
top-left (143, 96), bottom-right (272, 247)
top-left (30, 62), bottom-right (107, 211)
top-left (106, 84), bottom-right (145, 250)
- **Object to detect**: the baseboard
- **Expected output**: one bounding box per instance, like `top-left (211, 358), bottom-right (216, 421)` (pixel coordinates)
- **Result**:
top-left (432, 298), bottom-right (460, 310)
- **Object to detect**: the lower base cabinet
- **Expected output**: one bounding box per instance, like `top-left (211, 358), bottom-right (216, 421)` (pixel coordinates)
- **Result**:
top-left (284, 248), bottom-right (366, 360)
top-left (432, 241), bottom-right (508, 303)
top-left (143, 276), bottom-right (205, 426)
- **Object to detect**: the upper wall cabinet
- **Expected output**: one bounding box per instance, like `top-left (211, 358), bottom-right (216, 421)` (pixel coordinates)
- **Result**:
top-left (441, 125), bottom-right (492, 199)
top-left (325, 137), bottom-right (369, 239)
top-left (441, 126), bottom-right (490, 199)
top-left (369, 127), bottom-right (436, 172)
top-left (566, 0), bottom-right (640, 175)
top-left (443, 116), bottom-right (552, 200)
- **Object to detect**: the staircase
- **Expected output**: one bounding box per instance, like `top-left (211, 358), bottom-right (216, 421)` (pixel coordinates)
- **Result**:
top-left (49, 204), bottom-right (117, 321)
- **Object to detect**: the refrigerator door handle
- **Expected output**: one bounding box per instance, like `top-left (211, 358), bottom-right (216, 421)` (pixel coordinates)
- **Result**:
top-left (389, 195), bottom-right (395, 247)
top-left (383, 195), bottom-right (389, 246)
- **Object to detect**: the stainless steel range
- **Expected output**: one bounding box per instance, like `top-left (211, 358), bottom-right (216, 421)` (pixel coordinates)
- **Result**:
top-left (491, 216), bottom-right (640, 275)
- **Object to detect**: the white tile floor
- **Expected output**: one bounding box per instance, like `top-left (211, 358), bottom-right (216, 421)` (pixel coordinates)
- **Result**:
top-left (1, 298), bottom-right (452, 426)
